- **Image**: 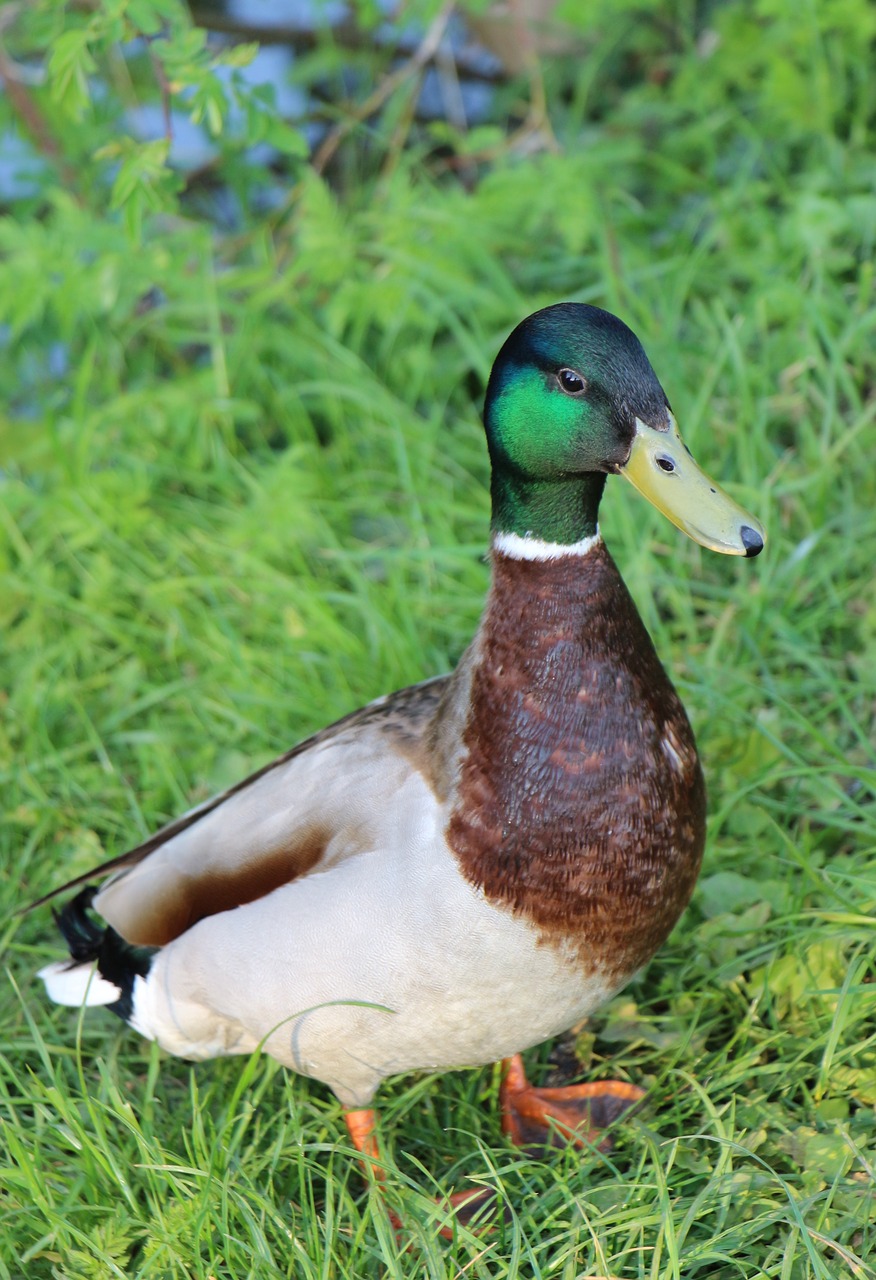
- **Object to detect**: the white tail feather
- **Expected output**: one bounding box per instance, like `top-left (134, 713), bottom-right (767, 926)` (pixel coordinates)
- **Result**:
top-left (39, 960), bottom-right (122, 1007)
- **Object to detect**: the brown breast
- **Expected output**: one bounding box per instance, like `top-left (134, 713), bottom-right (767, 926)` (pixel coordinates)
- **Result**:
top-left (447, 541), bottom-right (706, 982)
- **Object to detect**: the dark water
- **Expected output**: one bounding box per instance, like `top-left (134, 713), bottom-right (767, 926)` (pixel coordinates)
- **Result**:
top-left (0, 0), bottom-right (502, 201)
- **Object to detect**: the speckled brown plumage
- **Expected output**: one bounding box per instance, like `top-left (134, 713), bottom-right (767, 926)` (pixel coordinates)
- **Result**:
top-left (447, 542), bottom-right (706, 982)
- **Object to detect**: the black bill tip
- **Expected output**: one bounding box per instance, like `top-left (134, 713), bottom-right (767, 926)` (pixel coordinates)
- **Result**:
top-left (741, 525), bottom-right (764, 558)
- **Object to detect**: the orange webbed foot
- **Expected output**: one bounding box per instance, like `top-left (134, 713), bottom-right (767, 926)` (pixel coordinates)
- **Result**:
top-left (434, 1186), bottom-right (498, 1239)
top-left (344, 1057), bottom-right (644, 1239)
top-left (500, 1053), bottom-right (645, 1154)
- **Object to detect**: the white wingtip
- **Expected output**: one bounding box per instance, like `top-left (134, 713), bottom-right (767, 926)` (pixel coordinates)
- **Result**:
top-left (38, 960), bottom-right (122, 1007)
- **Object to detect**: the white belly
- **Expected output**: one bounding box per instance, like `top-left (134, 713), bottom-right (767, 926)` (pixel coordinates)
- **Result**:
top-left (131, 781), bottom-right (618, 1107)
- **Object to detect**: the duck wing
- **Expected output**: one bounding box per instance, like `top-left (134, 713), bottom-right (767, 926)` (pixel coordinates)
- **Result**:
top-left (29, 676), bottom-right (450, 947)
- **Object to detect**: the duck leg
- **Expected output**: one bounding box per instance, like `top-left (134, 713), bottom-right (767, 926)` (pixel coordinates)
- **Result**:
top-left (500, 1053), bottom-right (645, 1153)
top-left (342, 1057), bottom-right (641, 1236)
top-left (344, 1109), bottom-right (495, 1238)
top-left (344, 1109), bottom-right (386, 1181)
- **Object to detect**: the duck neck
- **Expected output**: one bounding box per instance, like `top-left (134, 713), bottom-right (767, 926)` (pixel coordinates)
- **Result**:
top-left (490, 469), bottom-right (606, 547)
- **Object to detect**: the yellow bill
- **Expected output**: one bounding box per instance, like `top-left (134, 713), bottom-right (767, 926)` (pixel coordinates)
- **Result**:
top-left (621, 415), bottom-right (765, 557)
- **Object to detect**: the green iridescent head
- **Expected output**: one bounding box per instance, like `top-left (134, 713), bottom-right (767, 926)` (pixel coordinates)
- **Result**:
top-left (484, 303), bottom-right (765, 556)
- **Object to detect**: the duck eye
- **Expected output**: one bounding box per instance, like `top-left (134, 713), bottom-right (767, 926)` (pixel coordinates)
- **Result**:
top-left (557, 368), bottom-right (586, 395)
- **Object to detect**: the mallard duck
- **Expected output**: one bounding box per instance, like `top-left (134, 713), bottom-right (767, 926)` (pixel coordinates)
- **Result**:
top-left (35, 303), bottom-right (764, 1232)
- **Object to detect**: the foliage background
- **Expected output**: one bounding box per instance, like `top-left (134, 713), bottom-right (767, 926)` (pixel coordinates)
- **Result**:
top-left (1, 0), bottom-right (874, 1276)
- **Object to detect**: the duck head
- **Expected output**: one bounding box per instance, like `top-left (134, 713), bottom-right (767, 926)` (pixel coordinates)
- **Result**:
top-left (484, 303), bottom-right (765, 556)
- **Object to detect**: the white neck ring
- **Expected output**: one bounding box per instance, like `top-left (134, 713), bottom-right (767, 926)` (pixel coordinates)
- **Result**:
top-left (492, 529), bottom-right (602, 561)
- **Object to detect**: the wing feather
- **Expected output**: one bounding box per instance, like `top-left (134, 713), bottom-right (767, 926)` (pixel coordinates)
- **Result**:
top-left (28, 676), bottom-right (449, 946)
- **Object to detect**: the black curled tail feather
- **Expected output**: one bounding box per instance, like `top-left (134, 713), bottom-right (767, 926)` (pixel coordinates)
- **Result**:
top-left (55, 886), bottom-right (155, 1022)
top-left (54, 886), bottom-right (104, 961)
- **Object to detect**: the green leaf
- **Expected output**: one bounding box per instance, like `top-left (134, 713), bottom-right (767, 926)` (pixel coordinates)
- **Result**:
top-left (214, 42), bottom-right (260, 71)
top-left (777, 1126), bottom-right (855, 1184)
top-left (47, 28), bottom-right (97, 118)
top-left (263, 117), bottom-right (309, 158)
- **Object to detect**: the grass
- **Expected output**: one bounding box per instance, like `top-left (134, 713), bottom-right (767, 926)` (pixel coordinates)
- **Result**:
top-left (2, 1), bottom-right (876, 1276)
